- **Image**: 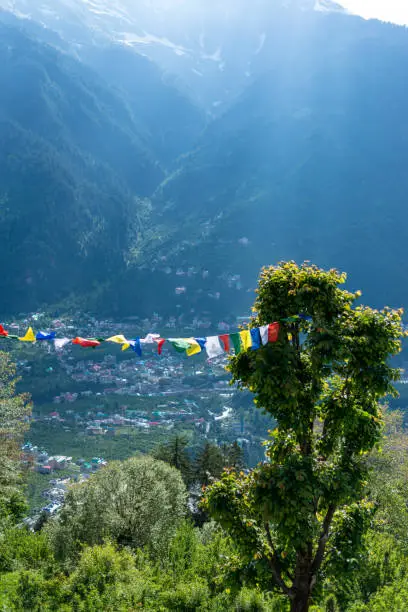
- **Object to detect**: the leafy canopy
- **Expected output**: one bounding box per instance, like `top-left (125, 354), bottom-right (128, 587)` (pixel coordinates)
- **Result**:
top-left (203, 262), bottom-right (405, 610)
top-left (47, 455), bottom-right (187, 563)
top-left (0, 352), bottom-right (31, 521)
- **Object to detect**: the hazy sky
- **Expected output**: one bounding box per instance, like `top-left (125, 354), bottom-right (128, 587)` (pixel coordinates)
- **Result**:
top-left (341, 0), bottom-right (408, 26)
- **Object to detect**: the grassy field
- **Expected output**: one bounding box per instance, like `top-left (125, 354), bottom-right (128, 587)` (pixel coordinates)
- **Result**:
top-left (26, 421), bottom-right (194, 462)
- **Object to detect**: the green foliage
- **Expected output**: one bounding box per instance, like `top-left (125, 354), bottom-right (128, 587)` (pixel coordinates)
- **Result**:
top-left (47, 455), bottom-right (187, 562)
top-left (223, 441), bottom-right (245, 471)
top-left (0, 525), bottom-right (53, 573)
top-left (195, 442), bottom-right (225, 486)
top-left (67, 543), bottom-right (148, 610)
top-left (204, 262), bottom-right (405, 611)
top-left (348, 578), bottom-right (408, 612)
top-left (154, 434), bottom-right (193, 484)
top-left (0, 352), bottom-right (31, 521)
top-left (323, 413), bottom-right (408, 609)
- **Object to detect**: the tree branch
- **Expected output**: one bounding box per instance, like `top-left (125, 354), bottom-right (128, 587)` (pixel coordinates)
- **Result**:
top-left (264, 522), bottom-right (294, 592)
top-left (310, 504), bottom-right (336, 585)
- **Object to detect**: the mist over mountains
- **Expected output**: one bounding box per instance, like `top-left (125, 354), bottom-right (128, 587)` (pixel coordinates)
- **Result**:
top-left (0, 1), bottom-right (408, 316)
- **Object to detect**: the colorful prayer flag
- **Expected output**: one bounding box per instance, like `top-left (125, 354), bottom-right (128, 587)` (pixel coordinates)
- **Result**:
top-left (240, 330), bottom-right (252, 351)
top-left (19, 327), bottom-right (36, 342)
top-left (140, 333), bottom-right (160, 344)
top-left (72, 337), bottom-right (101, 348)
top-left (268, 323), bottom-right (280, 343)
top-left (107, 335), bottom-right (128, 344)
top-left (250, 328), bottom-right (261, 350)
top-left (219, 334), bottom-right (230, 352)
top-left (230, 333), bottom-right (242, 354)
top-left (54, 338), bottom-right (70, 351)
top-left (260, 325), bottom-right (269, 346)
top-left (154, 338), bottom-right (166, 355)
top-left (205, 336), bottom-right (224, 359)
top-left (194, 338), bottom-right (207, 350)
top-left (0, 325), bottom-right (8, 337)
top-left (168, 338), bottom-right (192, 353)
top-left (186, 338), bottom-right (202, 357)
top-left (36, 331), bottom-right (56, 341)
top-left (127, 338), bottom-right (142, 357)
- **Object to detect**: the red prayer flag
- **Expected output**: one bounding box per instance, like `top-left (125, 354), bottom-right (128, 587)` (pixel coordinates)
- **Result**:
top-left (154, 338), bottom-right (166, 355)
top-left (0, 325), bottom-right (8, 337)
top-left (219, 334), bottom-right (230, 352)
top-left (268, 323), bottom-right (280, 343)
top-left (72, 337), bottom-right (101, 348)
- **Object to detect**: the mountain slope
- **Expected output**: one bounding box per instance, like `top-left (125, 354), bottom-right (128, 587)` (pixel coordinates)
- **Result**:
top-left (0, 20), bottom-right (164, 314)
top-left (0, 0), bottom-right (348, 111)
top-left (80, 44), bottom-right (206, 166)
top-left (145, 13), bottom-right (408, 313)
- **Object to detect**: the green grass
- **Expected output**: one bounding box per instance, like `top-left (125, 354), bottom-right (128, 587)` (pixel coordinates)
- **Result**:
top-left (26, 422), bottom-right (184, 462)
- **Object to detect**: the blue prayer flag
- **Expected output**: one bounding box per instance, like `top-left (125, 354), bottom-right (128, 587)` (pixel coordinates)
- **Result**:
top-left (36, 331), bottom-right (56, 341)
top-left (194, 338), bottom-right (207, 350)
top-left (250, 328), bottom-right (261, 350)
top-left (130, 338), bottom-right (142, 357)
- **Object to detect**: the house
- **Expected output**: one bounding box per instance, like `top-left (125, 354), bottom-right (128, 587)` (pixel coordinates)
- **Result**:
top-left (38, 465), bottom-right (52, 475)
top-left (86, 426), bottom-right (106, 436)
top-left (49, 456), bottom-right (71, 470)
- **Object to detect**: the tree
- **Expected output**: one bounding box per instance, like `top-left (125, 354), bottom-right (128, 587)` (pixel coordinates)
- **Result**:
top-left (153, 434), bottom-right (192, 483)
top-left (47, 455), bottom-right (187, 562)
top-left (0, 351), bottom-right (31, 521)
top-left (222, 441), bottom-right (245, 471)
top-left (194, 442), bottom-right (224, 486)
top-left (67, 543), bottom-right (151, 610)
top-left (203, 262), bottom-right (404, 612)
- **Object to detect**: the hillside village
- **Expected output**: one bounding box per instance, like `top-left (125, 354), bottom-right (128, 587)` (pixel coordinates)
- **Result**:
top-left (2, 312), bottom-right (273, 520)
top-left (11, 310), bottom-right (408, 525)
top-left (20, 440), bottom-right (111, 529)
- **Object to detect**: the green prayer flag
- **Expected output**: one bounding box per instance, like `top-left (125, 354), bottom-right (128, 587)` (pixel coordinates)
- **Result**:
top-left (168, 338), bottom-right (192, 353)
top-left (230, 333), bottom-right (242, 354)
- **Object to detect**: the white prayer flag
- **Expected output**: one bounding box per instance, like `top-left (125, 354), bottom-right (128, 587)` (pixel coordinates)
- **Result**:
top-left (260, 325), bottom-right (269, 346)
top-left (140, 333), bottom-right (160, 344)
top-left (54, 338), bottom-right (70, 351)
top-left (205, 336), bottom-right (224, 359)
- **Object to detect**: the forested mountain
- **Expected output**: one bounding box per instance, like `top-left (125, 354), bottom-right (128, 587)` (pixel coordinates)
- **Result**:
top-left (2, 3), bottom-right (408, 317)
top-left (0, 16), bottom-right (207, 315)
top-left (80, 44), bottom-right (206, 166)
top-left (147, 12), bottom-right (408, 313)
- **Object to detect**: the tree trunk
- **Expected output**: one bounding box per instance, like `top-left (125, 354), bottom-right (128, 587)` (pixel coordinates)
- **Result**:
top-left (290, 552), bottom-right (312, 612)
top-left (290, 588), bottom-right (311, 612)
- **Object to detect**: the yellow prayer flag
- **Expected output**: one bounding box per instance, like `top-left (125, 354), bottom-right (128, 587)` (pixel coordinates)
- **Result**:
top-left (107, 335), bottom-right (127, 345)
top-left (19, 327), bottom-right (36, 342)
top-left (186, 338), bottom-right (202, 357)
top-left (239, 330), bottom-right (252, 351)
top-left (121, 343), bottom-right (130, 351)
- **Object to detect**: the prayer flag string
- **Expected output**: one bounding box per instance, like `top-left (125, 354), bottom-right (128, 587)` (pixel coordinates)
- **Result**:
top-left (0, 314), bottom-right (312, 359)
